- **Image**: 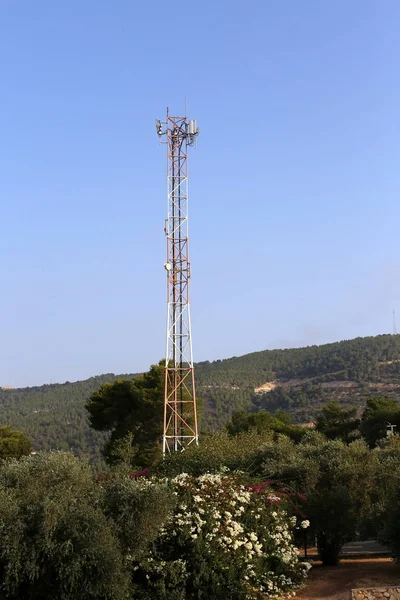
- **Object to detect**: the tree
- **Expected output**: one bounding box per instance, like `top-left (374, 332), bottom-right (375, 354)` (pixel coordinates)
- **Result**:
top-left (86, 363), bottom-right (164, 467)
top-left (157, 429), bottom-right (276, 478)
top-left (0, 426), bottom-right (31, 459)
top-left (258, 433), bottom-right (377, 565)
top-left (360, 396), bottom-right (400, 447)
top-left (315, 402), bottom-right (360, 443)
top-left (0, 452), bottom-right (130, 600)
top-left (0, 451), bottom-right (177, 599)
top-left (226, 409), bottom-right (306, 442)
top-left (226, 410), bottom-right (288, 435)
top-left (374, 435), bottom-right (400, 556)
top-left (102, 475), bottom-right (176, 559)
top-left (310, 440), bottom-right (377, 564)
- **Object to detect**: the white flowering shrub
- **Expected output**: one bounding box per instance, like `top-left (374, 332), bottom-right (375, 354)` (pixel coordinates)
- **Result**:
top-left (131, 472), bottom-right (308, 599)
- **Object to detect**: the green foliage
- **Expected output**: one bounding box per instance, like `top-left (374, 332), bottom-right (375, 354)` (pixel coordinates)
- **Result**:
top-left (6, 426), bottom-right (400, 594)
top-left (131, 472), bottom-right (308, 599)
top-left (200, 334), bottom-right (400, 429)
top-left (315, 402), bottom-right (360, 443)
top-left (157, 430), bottom-right (276, 478)
top-left (102, 476), bottom-right (176, 558)
top-left (374, 434), bottom-right (400, 507)
top-left (158, 428), bottom-right (400, 567)
top-left (0, 451), bottom-right (308, 600)
top-left (375, 435), bottom-right (400, 557)
top-left (360, 396), bottom-right (400, 447)
top-left (0, 452), bottom-right (130, 600)
top-left (0, 373), bottom-right (128, 465)
top-left (380, 486), bottom-right (400, 561)
top-left (3, 334), bottom-right (400, 462)
top-left (0, 426), bottom-right (31, 459)
top-left (168, 430), bottom-right (381, 566)
top-left (131, 556), bottom-right (187, 600)
top-left (0, 451), bottom-right (179, 600)
top-left (226, 409), bottom-right (307, 442)
top-left (257, 435), bottom-right (378, 565)
top-left (197, 334), bottom-right (400, 387)
top-left (85, 364), bottom-right (164, 467)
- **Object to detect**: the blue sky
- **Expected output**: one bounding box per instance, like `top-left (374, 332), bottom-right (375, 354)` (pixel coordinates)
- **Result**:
top-left (1, 1), bottom-right (399, 387)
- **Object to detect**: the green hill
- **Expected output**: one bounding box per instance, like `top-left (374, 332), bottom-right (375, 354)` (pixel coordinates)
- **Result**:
top-left (2, 334), bottom-right (400, 462)
top-left (197, 334), bottom-right (400, 429)
top-left (0, 373), bottom-right (135, 466)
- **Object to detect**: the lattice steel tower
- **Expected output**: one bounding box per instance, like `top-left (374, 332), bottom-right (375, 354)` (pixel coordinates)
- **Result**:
top-left (156, 109), bottom-right (199, 454)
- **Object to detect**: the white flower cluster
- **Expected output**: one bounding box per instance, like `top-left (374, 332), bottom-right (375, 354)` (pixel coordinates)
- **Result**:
top-left (154, 472), bottom-right (309, 598)
top-left (300, 519), bottom-right (310, 529)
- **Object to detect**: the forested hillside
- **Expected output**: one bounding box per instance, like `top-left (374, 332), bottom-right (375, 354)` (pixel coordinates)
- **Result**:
top-left (2, 334), bottom-right (400, 461)
top-left (198, 334), bottom-right (400, 429)
top-left (0, 373), bottom-right (135, 465)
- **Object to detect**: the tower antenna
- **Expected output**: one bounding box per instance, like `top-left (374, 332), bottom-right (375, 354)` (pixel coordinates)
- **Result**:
top-left (394, 309), bottom-right (398, 335)
top-left (156, 108), bottom-right (199, 454)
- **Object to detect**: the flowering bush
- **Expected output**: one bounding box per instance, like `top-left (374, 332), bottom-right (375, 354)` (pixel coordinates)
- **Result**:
top-left (131, 472), bottom-right (309, 599)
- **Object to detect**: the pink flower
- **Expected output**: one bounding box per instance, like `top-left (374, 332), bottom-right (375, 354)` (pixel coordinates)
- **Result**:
top-left (129, 468), bottom-right (150, 479)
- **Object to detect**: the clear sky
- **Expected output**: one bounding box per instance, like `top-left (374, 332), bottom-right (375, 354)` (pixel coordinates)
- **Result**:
top-left (1, 0), bottom-right (399, 387)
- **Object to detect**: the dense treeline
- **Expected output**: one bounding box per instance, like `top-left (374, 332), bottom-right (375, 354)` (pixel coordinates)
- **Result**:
top-left (199, 334), bottom-right (400, 429)
top-left (196, 334), bottom-right (400, 386)
top-left (0, 374), bottom-right (135, 466)
top-left (2, 335), bottom-right (400, 461)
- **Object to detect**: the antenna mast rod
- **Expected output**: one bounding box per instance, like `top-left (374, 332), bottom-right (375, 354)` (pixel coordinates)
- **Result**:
top-left (156, 109), bottom-right (199, 454)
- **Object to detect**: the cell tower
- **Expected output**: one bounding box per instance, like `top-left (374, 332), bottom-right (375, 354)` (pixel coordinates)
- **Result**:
top-left (156, 109), bottom-right (199, 454)
top-left (394, 309), bottom-right (398, 335)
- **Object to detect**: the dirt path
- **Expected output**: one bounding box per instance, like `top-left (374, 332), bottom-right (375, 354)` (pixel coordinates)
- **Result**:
top-left (296, 559), bottom-right (400, 600)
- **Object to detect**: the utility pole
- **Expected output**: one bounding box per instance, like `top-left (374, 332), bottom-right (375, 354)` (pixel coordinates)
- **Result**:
top-left (387, 423), bottom-right (397, 436)
top-left (156, 109), bottom-right (199, 454)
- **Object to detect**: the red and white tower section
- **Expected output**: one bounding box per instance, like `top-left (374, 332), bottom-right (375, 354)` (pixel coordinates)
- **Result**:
top-left (156, 110), bottom-right (199, 454)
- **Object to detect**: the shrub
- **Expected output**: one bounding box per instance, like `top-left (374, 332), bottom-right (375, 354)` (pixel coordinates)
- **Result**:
top-left (0, 452), bottom-right (130, 600)
top-left (256, 433), bottom-right (378, 565)
top-left (0, 426), bottom-right (31, 459)
top-left (157, 430), bottom-right (275, 477)
top-left (102, 475), bottom-right (176, 558)
top-left (131, 472), bottom-right (309, 599)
